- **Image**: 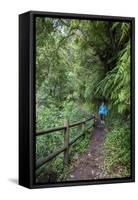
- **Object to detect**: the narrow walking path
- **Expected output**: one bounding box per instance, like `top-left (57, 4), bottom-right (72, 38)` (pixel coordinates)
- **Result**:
top-left (67, 122), bottom-right (107, 181)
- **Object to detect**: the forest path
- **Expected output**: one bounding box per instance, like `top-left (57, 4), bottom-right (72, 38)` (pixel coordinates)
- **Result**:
top-left (67, 120), bottom-right (107, 181)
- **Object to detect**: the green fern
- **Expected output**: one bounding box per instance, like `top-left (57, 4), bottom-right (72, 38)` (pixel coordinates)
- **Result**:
top-left (95, 40), bottom-right (130, 114)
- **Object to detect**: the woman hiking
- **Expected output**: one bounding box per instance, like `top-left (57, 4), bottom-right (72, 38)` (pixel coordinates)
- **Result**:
top-left (98, 102), bottom-right (107, 125)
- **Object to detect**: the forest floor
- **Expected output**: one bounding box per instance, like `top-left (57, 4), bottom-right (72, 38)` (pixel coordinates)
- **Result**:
top-left (67, 120), bottom-right (108, 181)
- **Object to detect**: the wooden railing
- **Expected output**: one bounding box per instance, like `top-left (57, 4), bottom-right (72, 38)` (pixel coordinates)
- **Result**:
top-left (36, 116), bottom-right (94, 170)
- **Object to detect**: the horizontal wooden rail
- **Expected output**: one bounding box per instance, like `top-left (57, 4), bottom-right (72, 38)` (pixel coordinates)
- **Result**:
top-left (69, 118), bottom-right (91, 128)
top-left (36, 126), bottom-right (65, 136)
top-left (69, 132), bottom-right (84, 146)
top-left (36, 115), bottom-right (94, 170)
top-left (36, 146), bottom-right (66, 169)
top-left (36, 116), bottom-right (94, 136)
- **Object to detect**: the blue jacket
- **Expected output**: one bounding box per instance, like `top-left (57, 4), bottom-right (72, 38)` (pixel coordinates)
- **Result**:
top-left (99, 105), bottom-right (107, 116)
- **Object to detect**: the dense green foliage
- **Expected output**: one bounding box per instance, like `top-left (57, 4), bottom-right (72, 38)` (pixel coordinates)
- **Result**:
top-left (35, 17), bottom-right (131, 181)
top-left (104, 120), bottom-right (131, 177)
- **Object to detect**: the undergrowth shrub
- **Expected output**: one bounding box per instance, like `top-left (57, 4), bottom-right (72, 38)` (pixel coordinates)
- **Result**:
top-left (104, 121), bottom-right (131, 177)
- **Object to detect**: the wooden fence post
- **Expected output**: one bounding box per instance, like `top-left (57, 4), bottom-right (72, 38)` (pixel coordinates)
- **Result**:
top-left (93, 114), bottom-right (95, 128)
top-left (64, 119), bottom-right (69, 165)
top-left (82, 118), bottom-right (86, 133)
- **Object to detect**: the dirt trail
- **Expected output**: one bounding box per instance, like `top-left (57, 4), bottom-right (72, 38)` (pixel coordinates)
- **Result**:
top-left (67, 124), bottom-right (106, 181)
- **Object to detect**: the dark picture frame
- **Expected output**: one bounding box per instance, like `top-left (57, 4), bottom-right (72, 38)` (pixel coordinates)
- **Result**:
top-left (19, 11), bottom-right (135, 189)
